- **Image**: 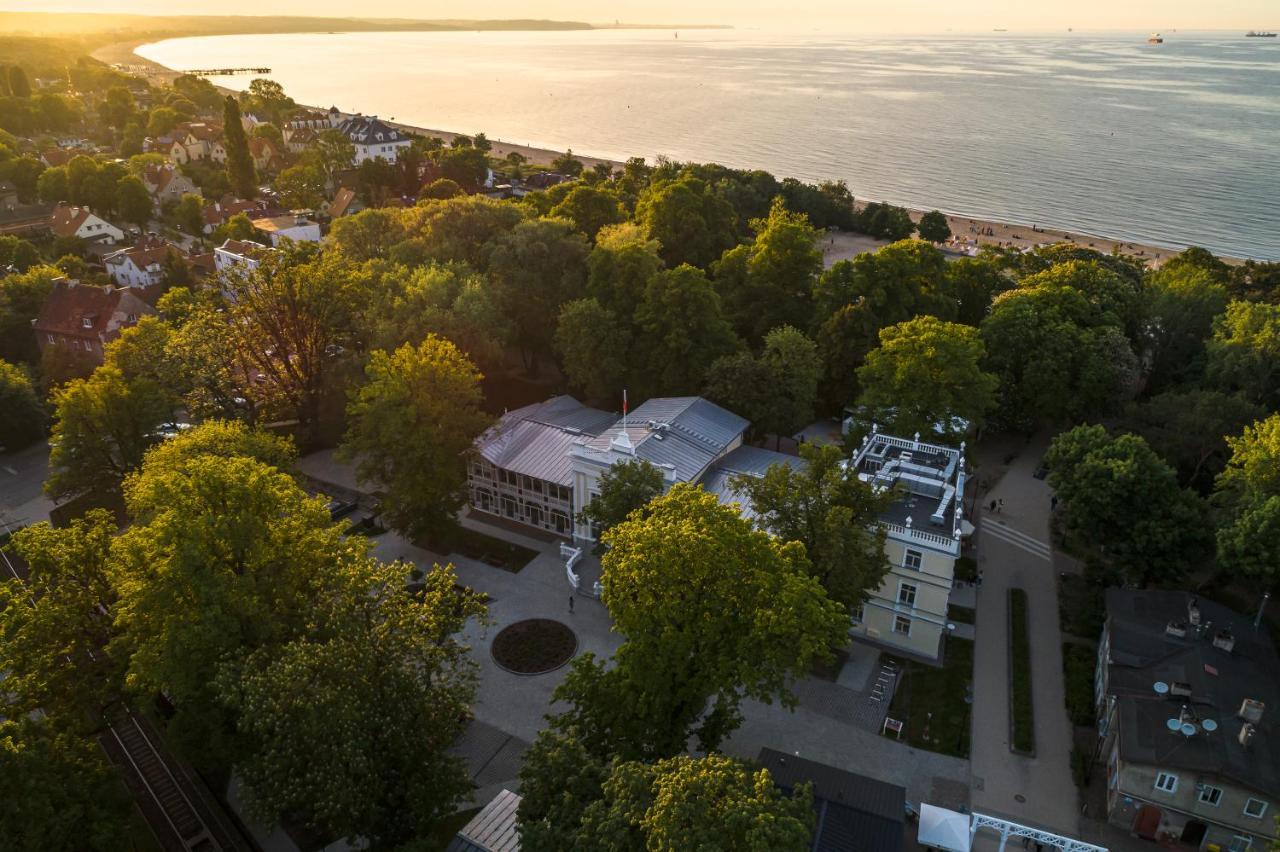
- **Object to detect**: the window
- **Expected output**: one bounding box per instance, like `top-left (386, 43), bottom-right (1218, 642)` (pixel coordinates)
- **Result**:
top-left (1154, 772), bottom-right (1178, 794)
top-left (903, 549), bottom-right (923, 571)
top-left (851, 605), bottom-right (864, 623)
top-left (1198, 785), bottom-right (1223, 806)
top-left (898, 582), bottom-right (917, 608)
top-left (1229, 836), bottom-right (1253, 852)
top-left (893, 615), bottom-right (911, 636)
top-left (81, 317), bottom-right (93, 328)
top-left (1244, 799), bottom-right (1268, 819)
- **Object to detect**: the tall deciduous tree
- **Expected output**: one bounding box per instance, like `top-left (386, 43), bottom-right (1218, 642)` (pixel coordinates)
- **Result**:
top-left (732, 443), bottom-right (890, 610)
top-left (0, 264), bottom-right (59, 365)
top-left (1213, 415), bottom-right (1280, 585)
top-left (555, 485), bottom-right (847, 760)
top-left (579, 458), bottom-right (665, 538)
top-left (586, 221), bottom-right (665, 315)
top-left (1142, 261), bottom-right (1228, 394)
top-left (550, 184), bottom-right (626, 241)
top-left (916, 210), bottom-right (952, 243)
top-left (856, 315), bottom-right (998, 440)
top-left (222, 95), bottom-right (257, 198)
top-left (714, 198), bottom-right (821, 343)
top-left (115, 174), bottom-right (153, 228)
top-left (636, 176), bottom-right (738, 269)
top-left (1123, 390), bottom-right (1263, 493)
top-left (342, 336), bottom-right (490, 545)
top-left (45, 365), bottom-right (173, 500)
top-left (1046, 425), bottom-right (1210, 586)
top-left (0, 357), bottom-right (44, 449)
top-left (0, 511), bottom-right (119, 728)
top-left (224, 560), bottom-right (485, 846)
top-left (0, 717), bottom-right (131, 851)
top-left (555, 298), bottom-right (632, 402)
top-left (635, 265), bottom-right (741, 398)
top-left (1206, 301), bottom-right (1280, 409)
top-left (705, 326), bottom-right (821, 443)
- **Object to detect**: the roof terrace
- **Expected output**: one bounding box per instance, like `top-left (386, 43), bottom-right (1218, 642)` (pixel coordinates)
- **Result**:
top-left (852, 428), bottom-right (966, 555)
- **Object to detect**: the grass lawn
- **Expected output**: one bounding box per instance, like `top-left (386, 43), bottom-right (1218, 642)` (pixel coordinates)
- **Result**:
top-left (1009, 589), bottom-right (1035, 754)
top-left (883, 637), bottom-right (973, 758)
top-left (947, 604), bottom-right (976, 625)
top-left (1062, 642), bottom-right (1097, 727)
top-left (1058, 572), bottom-right (1105, 641)
top-left (426, 807), bottom-right (482, 850)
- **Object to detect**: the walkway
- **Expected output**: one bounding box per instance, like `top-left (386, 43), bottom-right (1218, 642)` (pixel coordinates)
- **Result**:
top-left (969, 433), bottom-right (1079, 838)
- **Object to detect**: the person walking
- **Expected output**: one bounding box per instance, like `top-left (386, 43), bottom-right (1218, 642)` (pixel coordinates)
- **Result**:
top-left (997, 498), bottom-right (1005, 513)
top-left (568, 595), bottom-right (575, 614)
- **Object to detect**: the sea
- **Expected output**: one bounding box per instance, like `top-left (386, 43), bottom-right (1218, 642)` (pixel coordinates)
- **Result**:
top-left (136, 29), bottom-right (1280, 260)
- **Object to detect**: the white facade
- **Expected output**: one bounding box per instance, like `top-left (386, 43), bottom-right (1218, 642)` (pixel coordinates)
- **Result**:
top-left (103, 251), bottom-right (163, 288)
top-left (251, 216), bottom-right (321, 247)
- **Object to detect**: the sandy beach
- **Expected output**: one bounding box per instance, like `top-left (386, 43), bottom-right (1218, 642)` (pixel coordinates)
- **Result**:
top-left (95, 39), bottom-right (1208, 266)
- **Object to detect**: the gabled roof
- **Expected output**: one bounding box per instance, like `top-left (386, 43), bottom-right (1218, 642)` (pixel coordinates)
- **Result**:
top-left (328, 186), bottom-right (359, 218)
top-left (476, 395), bottom-right (616, 486)
top-left (103, 236), bottom-right (171, 272)
top-left (33, 279), bottom-right (155, 341)
top-left (1105, 589), bottom-right (1280, 799)
top-left (338, 115), bottom-right (407, 146)
top-left (584, 397), bottom-right (749, 484)
top-left (49, 203), bottom-right (96, 237)
top-left (757, 748), bottom-right (905, 852)
top-left (248, 137), bottom-right (279, 157)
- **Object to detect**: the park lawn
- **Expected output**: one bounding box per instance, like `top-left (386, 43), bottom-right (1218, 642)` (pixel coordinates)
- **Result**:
top-left (1010, 589), bottom-right (1035, 754)
top-left (883, 637), bottom-right (973, 758)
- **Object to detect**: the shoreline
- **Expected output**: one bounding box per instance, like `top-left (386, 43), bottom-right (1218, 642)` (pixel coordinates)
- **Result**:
top-left (96, 38), bottom-right (1233, 266)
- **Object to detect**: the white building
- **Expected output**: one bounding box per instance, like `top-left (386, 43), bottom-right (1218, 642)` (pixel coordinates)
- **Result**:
top-left (337, 115), bottom-right (412, 165)
top-left (251, 215), bottom-right (321, 247)
top-left (49, 203), bottom-right (124, 246)
top-left (214, 238), bottom-right (271, 276)
top-left (103, 236), bottom-right (171, 288)
top-left (847, 429), bottom-right (967, 659)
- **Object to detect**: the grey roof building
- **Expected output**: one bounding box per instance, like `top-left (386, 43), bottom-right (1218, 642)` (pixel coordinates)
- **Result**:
top-left (757, 748), bottom-right (905, 852)
top-left (1097, 589), bottom-right (1279, 850)
top-left (446, 788), bottom-right (521, 852)
top-left (700, 444), bottom-right (806, 522)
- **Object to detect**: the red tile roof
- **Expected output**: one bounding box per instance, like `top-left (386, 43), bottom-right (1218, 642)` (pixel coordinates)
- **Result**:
top-left (48, 203), bottom-right (92, 238)
top-left (33, 280), bottom-right (155, 341)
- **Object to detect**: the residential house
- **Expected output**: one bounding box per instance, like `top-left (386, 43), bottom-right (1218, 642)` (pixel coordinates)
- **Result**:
top-left (326, 186), bottom-right (364, 219)
top-left (103, 235), bottom-right (172, 288)
top-left (248, 137), bottom-right (285, 174)
top-left (33, 279), bottom-right (156, 365)
top-left (49, 203), bottom-right (124, 245)
top-left (283, 126), bottom-right (318, 155)
top-left (166, 122), bottom-right (225, 164)
top-left (40, 148), bottom-right (75, 168)
top-left (337, 115), bottom-right (412, 164)
top-left (0, 181), bottom-right (53, 237)
top-left (286, 106), bottom-right (345, 132)
top-left (756, 748), bottom-right (906, 852)
top-left (847, 428), bottom-right (967, 660)
top-left (251, 214), bottom-right (321, 246)
top-left (141, 164), bottom-right (199, 208)
top-left (1096, 590), bottom-right (1279, 852)
top-left (214, 238), bottom-right (272, 277)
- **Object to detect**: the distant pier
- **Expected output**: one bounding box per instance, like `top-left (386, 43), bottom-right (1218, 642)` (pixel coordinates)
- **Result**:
top-left (183, 67), bottom-right (272, 76)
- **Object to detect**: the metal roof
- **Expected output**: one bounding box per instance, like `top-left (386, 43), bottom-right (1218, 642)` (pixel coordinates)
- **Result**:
top-left (1105, 589), bottom-right (1280, 799)
top-left (585, 397), bottom-right (749, 483)
top-left (757, 748), bottom-right (904, 852)
top-left (475, 396), bottom-right (616, 486)
top-left (446, 789), bottom-right (521, 852)
top-left (699, 446), bottom-right (805, 522)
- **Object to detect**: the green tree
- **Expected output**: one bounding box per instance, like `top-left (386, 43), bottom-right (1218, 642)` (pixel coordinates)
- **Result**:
top-left (342, 337), bottom-right (490, 544)
top-left (1046, 425), bottom-right (1211, 586)
top-left (98, 86), bottom-right (134, 128)
top-left (356, 155), bottom-right (398, 206)
top-left (575, 754), bottom-right (813, 852)
top-left (555, 484), bottom-right (847, 760)
top-left (222, 95), bottom-right (257, 198)
top-left (551, 149), bottom-right (585, 176)
top-left (139, 419), bottom-right (296, 476)
top-left (7, 66), bottom-right (32, 98)
top-left (224, 560), bottom-right (485, 846)
top-left (917, 210), bottom-right (952, 243)
top-left (1213, 415), bottom-right (1280, 585)
top-left (114, 174), bottom-right (153, 227)
top-left (433, 145), bottom-right (490, 190)
top-left (146, 105), bottom-right (179, 137)
top-left (1123, 390), bottom-right (1263, 493)
top-left (399, 194), bottom-right (525, 270)
top-left (857, 201), bottom-right (914, 240)
top-left (273, 163), bottom-right (325, 209)
top-left (36, 164), bottom-right (68, 203)
top-left (170, 192), bottom-right (205, 235)
top-left (487, 217), bottom-right (590, 370)
top-left (554, 297), bottom-right (632, 402)
top-left (856, 315), bottom-right (998, 440)
top-left (586, 221), bottom-right (665, 315)
top-left (733, 443), bottom-right (890, 609)
top-left (421, 177), bottom-right (462, 199)
top-left (579, 458), bottom-right (665, 539)
top-left (0, 512), bottom-right (119, 728)
top-left (45, 365), bottom-right (173, 501)
top-left (1206, 301), bottom-right (1280, 409)
top-left (635, 265), bottom-right (741, 398)
top-left (517, 730), bottom-right (612, 851)
top-left (110, 454), bottom-right (367, 762)
top-left (636, 176), bottom-right (738, 269)
top-left (304, 128), bottom-right (356, 189)
top-left (942, 255), bottom-right (1009, 326)
top-left (0, 234), bottom-right (39, 271)
top-left (714, 198), bottom-right (821, 343)
top-left (0, 357), bottom-right (45, 449)
top-left (705, 325), bottom-right (821, 443)
top-left (0, 717), bottom-right (131, 851)
top-left (550, 184), bottom-right (626, 241)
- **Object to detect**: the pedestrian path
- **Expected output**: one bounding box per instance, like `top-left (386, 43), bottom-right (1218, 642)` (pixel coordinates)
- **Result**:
top-left (983, 519), bottom-right (1051, 561)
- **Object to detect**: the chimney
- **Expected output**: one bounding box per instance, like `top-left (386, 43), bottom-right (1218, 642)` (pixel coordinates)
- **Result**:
top-left (1239, 699), bottom-right (1265, 724)
top-left (1239, 722), bottom-right (1256, 748)
top-left (1213, 629), bottom-right (1236, 653)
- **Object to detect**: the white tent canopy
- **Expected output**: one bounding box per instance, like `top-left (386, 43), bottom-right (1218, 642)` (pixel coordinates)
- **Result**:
top-left (918, 803), bottom-right (972, 852)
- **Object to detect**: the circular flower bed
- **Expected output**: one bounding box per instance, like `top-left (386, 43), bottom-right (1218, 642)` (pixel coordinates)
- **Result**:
top-left (491, 619), bottom-right (578, 675)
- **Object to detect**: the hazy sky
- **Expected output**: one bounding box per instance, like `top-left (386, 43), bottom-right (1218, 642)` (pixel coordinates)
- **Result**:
top-left (5, 0), bottom-right (1277, 31)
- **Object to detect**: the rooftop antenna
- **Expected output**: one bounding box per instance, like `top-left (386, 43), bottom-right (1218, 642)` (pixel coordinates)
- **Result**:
top-left (611, 389), bottom-right (634, 454)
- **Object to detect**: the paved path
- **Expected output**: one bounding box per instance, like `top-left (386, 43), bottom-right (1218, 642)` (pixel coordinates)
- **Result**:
top-left (969, 433), bottom-right (1080, 838)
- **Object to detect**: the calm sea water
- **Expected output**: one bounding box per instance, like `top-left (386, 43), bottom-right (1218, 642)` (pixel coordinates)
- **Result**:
top-left (138, 30), bottom-right (1280, 260)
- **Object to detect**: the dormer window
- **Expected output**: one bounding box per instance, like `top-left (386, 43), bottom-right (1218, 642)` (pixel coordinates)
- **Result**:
top-left (81, 317), bottom-right (93, 328)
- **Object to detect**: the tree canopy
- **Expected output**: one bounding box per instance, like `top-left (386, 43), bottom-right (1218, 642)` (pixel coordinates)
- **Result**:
top-left (578, 458), bottom-right (666, 538)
